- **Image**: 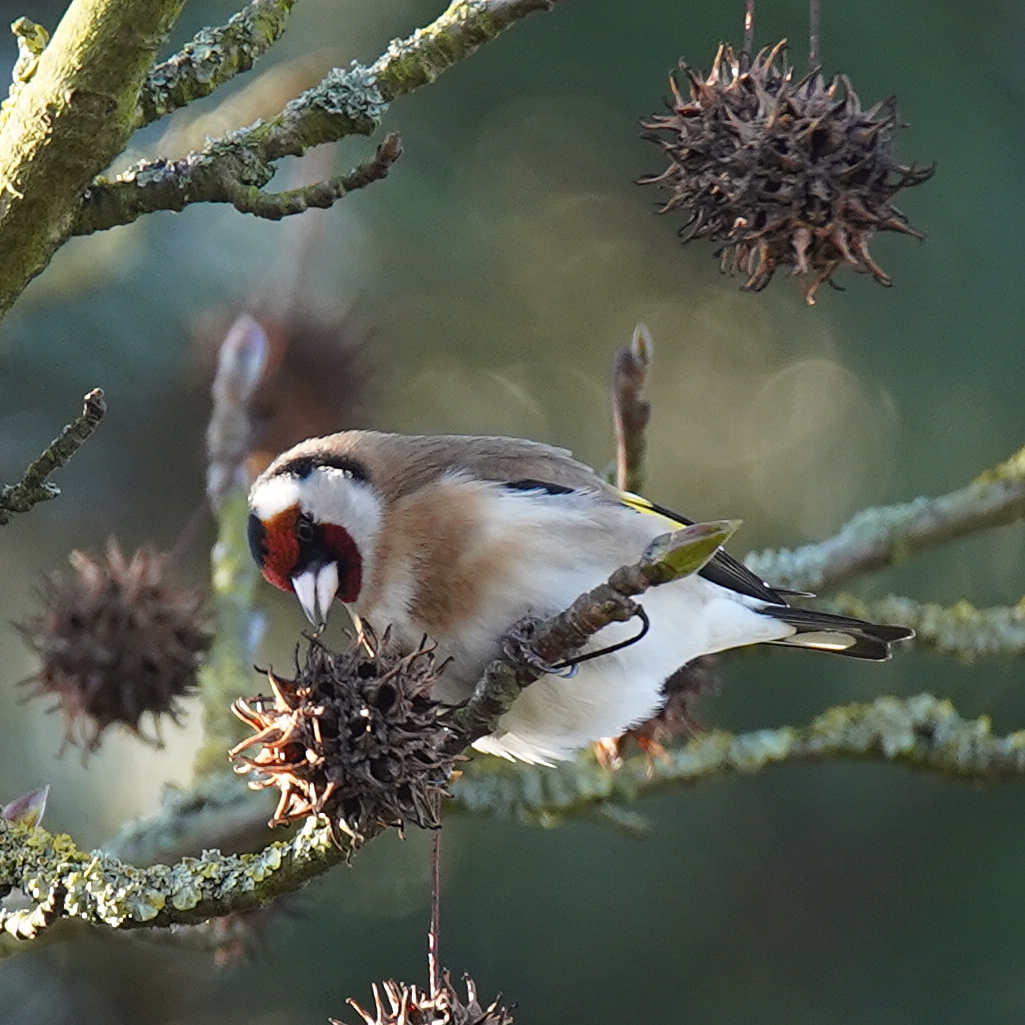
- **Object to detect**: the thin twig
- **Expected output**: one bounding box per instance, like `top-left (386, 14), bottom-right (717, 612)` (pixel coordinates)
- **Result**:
top-left (744, 0), bottom-right (755, 53)
top-left (808, 0), bottom-right (820, 67)
top-left (428, 832), bottom-right (441, 998)
top-left (219, 133), bottom-right (402, 220)
top-left (0, 389), bottom-right (106, 525)
top-left (612, 323), bottom-right (652, 495)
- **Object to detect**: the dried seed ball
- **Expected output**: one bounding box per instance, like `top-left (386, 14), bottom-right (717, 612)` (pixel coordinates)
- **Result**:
top-left (337, 973), bottom-right (514, 1025)
top-left (17, 542), bottom-right (211, 752)
top-left (640, 42), bottom-right (934, 303)
top-left (231, 636), bottom-right (459, 848)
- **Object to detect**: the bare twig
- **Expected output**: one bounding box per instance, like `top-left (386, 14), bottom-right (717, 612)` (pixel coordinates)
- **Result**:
top-left (75, 0), bottom-right (558, 235)
top-left (137, 0), bottom-right (298, 128)
top-left (744, 0), bottom-right (755, 53)
top-left (215, 133), bottom-right (402, 220)
top-left (612, 323), bottom-right (652, 495)
top-left (808, 0), bottom-right (820, 67)
top-left (745, 444), bottom-right (1025, 593)
top-left (0, 389), bottom-right (105, 525)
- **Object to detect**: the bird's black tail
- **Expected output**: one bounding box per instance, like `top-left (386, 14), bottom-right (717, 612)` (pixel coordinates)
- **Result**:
top-left (761, 606), bottom-right (914, 661)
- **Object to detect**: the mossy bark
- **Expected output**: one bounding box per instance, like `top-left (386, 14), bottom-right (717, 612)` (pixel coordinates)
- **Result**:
top-left (0, 0), bottom-right (186, 316)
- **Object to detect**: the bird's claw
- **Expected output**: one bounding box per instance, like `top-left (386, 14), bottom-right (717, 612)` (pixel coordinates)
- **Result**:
top-left (501, 618), bottom-right (579, 678)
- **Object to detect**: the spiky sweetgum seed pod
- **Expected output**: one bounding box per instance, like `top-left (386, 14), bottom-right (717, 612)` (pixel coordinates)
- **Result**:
top-left (640, 41), bottom-right (935, 304)
top-left (336, 972), bottom-right (514, 1025)
top-left (230, 636), bottom-right (460, 849)
top-left (17, 541), bottom-right (212, 753)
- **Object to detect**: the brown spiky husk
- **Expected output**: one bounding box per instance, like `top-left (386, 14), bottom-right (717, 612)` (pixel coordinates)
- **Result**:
top-left (640, 41), bottom-right (934, 303)
top-left (336, 972), bottom-right (513, 1025)
top-left (17, 541), bottom-right (212, 752)
top-left (230, 636), bottom-right (459, 848)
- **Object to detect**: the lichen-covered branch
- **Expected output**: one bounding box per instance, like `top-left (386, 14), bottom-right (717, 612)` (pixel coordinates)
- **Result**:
top-left (612, 324), bottom-right (652, 495)
top-left (136, 0), bottom-right (298, 128)
top-left (745, 443), bottom-right (1025, 593)
top-left (0, 0), bottom-right (187, 316)
top-left (0, 813), bottom-right (342, 948)
top-left (450, 693), bottom-right (1025, 822)
top-left (75, 0), bottom-right (557, 234)
top-left (4, 693), bottom-right (1025, 956)
top-left (824, 593), bottom-right (1025, 661)
top-left (0, 389), bottom-right (106, 525)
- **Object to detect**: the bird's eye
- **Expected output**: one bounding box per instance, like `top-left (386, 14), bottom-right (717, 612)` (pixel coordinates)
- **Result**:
top-left (296, 516), bottom-right (315, 543)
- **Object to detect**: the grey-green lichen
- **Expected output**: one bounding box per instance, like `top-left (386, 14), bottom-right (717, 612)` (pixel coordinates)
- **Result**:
top-left (74, 0), bottom-right (558, 235)
top-left (0, 813), bottom-right (341, 948)
top-left (450, 694), bottom-right (1025, 823)
top-left (5, 695), bottom-right (1025, 951)
top-left (746, 443), bottom-right (1025, 593)
top-left (137, 0), bottom-right (297, 127)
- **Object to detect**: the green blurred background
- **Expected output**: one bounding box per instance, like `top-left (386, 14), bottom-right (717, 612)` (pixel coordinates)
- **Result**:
top-left (2, 0), bottom-right (1025, 1020)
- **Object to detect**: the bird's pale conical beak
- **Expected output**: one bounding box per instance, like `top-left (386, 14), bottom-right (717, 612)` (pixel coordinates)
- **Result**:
top-left (291, 563), bottom-right (340, 627)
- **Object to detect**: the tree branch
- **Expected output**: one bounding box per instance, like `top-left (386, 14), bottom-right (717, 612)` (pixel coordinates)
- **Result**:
top-left (4, 693), bottom-right (1024, 957)
top-left (136, 0), bottom-right (298, 128)
top-left (0, 389), bottom-right (106, 525)
top-left (75, 0), bottom-right (558, 235)
top-left (745, 444), bottom-right (1025, 593)
top-left (0, 0), bottom-right (188, 316)
top-left (450, 693), bottom-right (1025, 822)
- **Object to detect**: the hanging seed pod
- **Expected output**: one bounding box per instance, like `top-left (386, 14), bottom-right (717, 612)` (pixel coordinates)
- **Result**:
top-left (230, 635), bottom-right (460, 848)
top-left (17, 542), bottom-right (212, 753)
top-left (336, 972), bottom-right (514, 1025)
top-left (640, 41), bottom-right (934, 303)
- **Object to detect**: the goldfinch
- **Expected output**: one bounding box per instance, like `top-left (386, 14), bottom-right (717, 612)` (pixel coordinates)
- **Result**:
top-left (247, 431), bottom-right (912, 764)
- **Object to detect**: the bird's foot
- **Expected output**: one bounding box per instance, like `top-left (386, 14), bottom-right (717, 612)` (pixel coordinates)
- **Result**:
top-left (501, 617), bottom-right (579, 678)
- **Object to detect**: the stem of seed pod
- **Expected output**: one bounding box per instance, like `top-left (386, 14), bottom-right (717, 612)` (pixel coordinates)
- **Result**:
top-left (428, 831), bottom-right (442, 998)
top-left (744, 0), bottom-right (754, 53)
top-left (809, 0), bottom-right (820, 67)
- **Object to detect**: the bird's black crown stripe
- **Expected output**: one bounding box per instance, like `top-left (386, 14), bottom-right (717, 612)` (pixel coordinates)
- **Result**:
top-left (277, 454), bottom-right (370, 481)
top-left (502, 478), bottom-right (576, 496)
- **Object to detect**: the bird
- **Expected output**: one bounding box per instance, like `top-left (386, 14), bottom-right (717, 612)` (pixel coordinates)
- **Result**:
top-left (247, 431), bottom-right (913, 764)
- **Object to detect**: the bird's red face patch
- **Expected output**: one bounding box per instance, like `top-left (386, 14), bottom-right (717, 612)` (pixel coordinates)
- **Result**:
top-left (249, 507), bottom-right (299, 593)
top-left (248, 508), bottom-right (363, 604)
top-left (321, 522), bottom-right (362, 602)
